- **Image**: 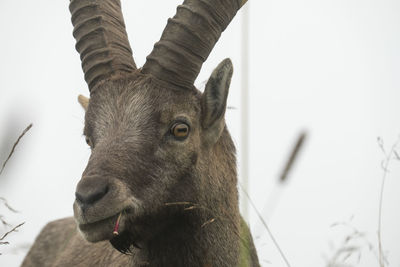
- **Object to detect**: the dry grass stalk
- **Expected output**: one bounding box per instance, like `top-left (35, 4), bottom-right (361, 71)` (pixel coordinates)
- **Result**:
top-left (0, 222), bottom-right (24, 242)
top-left (164, 201), bottom-right (255, 258)
top-left (326, 220), bottom-right (380, 267)
top-left (0, 222), bottom-right (25, 255)
top-left (0, 216), bottom-right (11, 227)
top-left (0, 123), bottom-right (33, 175)
top-left (0, 197), bottom-right (18, 213)
top-left (376, 136), bottom-right (400, 267)
top-left (239, 182), bottom-right (291, 267)
top-left (280, 131), bottom-right (307, 182)
top-left (201, 218), bottom-right (216, 228)
top-left (0, 124), bottom-right (31, 255)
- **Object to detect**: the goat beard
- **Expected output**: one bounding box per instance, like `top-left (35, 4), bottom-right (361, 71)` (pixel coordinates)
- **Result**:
top-left (110, 229), bottom-right (140, 255)
top-left (109, 208), bottom-right (183, 254)
top-left (110, 216), bottom-right (141, 254)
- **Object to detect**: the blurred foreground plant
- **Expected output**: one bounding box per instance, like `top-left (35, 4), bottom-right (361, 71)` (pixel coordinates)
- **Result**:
top-left (0, 123), bottom-right (32, 255)
top-left (376, 136), bottom-right (400, 267)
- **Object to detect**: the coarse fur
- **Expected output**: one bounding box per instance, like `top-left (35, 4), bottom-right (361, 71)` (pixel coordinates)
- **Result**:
top-left (22, 0), bottom-right (260, 265)
top-left (22, 67), bottom-right (260, 266)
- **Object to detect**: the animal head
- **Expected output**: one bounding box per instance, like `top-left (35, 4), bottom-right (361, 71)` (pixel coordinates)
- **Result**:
top-left (70, 0), bottom-right (245, 247)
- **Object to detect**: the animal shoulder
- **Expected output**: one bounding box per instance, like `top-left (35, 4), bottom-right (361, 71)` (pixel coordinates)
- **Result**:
top-left (21, 217), bottom-right (131, 267)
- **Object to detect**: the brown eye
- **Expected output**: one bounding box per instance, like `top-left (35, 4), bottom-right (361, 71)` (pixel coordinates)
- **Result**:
top-left (171, 123), bottom-right (189, 139)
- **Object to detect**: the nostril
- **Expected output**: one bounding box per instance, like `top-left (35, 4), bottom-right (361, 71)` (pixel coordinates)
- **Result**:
top-left (75, 183), bottom-right (109, 206)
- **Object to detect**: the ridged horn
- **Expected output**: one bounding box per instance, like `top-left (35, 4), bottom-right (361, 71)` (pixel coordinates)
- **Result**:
top-left (142, 0), bottom-right (247, 89)
top-left (69, 0), bottom-right (136, 91)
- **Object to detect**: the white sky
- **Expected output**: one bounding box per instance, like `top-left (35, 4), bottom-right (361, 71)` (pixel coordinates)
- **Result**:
top-left (1, 0), bottom-right (400, 266)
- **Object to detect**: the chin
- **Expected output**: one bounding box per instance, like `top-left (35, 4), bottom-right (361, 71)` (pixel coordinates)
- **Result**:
top-left (77, 213), bottom-right (126, 243)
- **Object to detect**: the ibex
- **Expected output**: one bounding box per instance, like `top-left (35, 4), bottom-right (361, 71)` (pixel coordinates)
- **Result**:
top-left (22, 0), bottom-right (259, 266)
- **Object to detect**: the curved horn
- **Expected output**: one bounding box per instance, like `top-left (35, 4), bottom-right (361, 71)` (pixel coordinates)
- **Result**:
top-left (142, 0), bottom-right (247, 89)
top-left (70, 0), bottom-right (136, 91)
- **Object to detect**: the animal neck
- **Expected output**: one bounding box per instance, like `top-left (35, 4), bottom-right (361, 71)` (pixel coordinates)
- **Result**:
top-left (130, 128), bottom-right (241, 266)
top-left (132, 210), bottom-right (240, 267)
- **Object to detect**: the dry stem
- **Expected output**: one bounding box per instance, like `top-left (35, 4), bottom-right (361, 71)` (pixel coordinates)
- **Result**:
top-left (239, 182), bottom-right (291, 267)
top-left (164, 201), bottom-right (254, 256)
top-left (377, 136), bottom-right (400, 267)
top-left (0, 216), bottom-right (11, 227)
top-left (0, 197), bottom-right (18, 213)
top-left (0, 222), bottom-right (24, 241)
top-left (280, 131), bottom-right (307, 182)
top-left (0, 123), bottom-right (33, 175)
top-left (327, 221), bottom-right (380, 267)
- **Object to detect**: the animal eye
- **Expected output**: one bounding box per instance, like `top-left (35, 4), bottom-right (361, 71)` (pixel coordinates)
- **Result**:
top-left (171, 123), bottom-right (189, 139)
top-left (85, 136), bottom-right (93, 148)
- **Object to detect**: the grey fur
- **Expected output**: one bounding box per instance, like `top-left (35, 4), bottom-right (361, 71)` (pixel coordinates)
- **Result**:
top-left (21, 0), bottom-right (259, 266)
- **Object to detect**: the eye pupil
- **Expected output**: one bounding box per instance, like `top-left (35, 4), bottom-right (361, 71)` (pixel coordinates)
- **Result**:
top-left (172, 123), bottom-right (189, 138)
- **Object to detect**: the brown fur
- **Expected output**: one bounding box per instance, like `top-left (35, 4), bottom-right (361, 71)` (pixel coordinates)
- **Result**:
top-left (21, 66), bottom-right (259, 266)
top-left (22, 0), bottom-right (260, 265)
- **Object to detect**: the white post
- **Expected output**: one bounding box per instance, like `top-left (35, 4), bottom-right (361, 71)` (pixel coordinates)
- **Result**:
top-left (240, 3), bottom-right (250, 222)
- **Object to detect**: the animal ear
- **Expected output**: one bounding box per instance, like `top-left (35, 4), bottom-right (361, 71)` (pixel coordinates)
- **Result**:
top-left (201, 58), bottom-right (233, 144)
top-left (78, 95), bottom-right (89, 111)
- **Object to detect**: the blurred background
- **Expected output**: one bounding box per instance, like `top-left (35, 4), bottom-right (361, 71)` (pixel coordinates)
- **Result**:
top-left (1, 0), bottom-right (400, 266)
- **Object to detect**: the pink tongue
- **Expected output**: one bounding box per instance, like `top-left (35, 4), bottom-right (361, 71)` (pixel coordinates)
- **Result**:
top-left (113, 213), bottom-right (122, 235)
